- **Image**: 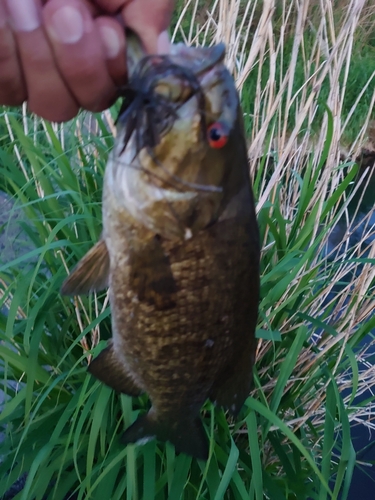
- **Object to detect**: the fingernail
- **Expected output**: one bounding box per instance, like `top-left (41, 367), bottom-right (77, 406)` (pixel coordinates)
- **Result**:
top-left (157, 31), bottom-right (171, 55)
top-left (6, 0), bottom-right (40, 32)
top-left (48, 6), bottom-right (84, 44)
top-left (99, 25), bottom-right (120, 59)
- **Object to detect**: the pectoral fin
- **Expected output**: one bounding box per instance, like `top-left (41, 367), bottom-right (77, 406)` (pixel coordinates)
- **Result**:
top-left (129, 235), bottom-right (177, 310)
top-left (61, 239), bottom-right (110, 295)
top-left (88, 341), bottom-right (142, 397)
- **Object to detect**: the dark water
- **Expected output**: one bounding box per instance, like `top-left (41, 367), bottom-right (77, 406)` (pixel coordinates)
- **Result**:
top-left (333, 171), bottom-right (375, 499)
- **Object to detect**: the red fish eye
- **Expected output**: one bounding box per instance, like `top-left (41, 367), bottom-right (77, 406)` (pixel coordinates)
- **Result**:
top-left (207, 122), bottom-right (228, 149)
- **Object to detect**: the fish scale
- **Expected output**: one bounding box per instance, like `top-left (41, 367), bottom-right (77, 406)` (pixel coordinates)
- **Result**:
top-left (62, 38), bottom-right (259, 460)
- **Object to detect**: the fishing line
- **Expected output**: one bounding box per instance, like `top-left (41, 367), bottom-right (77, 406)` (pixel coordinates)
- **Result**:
top-left (113, 155), bottom-right (222, 194)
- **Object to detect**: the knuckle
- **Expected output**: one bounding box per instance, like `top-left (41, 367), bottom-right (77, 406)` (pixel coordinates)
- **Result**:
top-left (25, 51), bottom-right (51, 74)
top-left (0, 76), bottom-right (26, 106)
top-left (82, 89), bottom-right (115, 113)
top-left (0, 93), bottom-right (26, 106)
top-left (28, 97), bottom-right (79, 122)
top-left (0, 32), bottom-right (14, 65)
top-left (0, 50), bottom-right (12, 67)
top-left (67, 68), bottom-right (115, 109)
top-left (70, 59), bottom-right (101, 83)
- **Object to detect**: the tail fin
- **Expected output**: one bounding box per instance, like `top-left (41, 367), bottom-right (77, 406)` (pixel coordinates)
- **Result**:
top-left (121, 411), bottom-right (209, 460)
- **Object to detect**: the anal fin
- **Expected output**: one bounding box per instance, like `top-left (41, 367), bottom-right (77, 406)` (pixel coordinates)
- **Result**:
top-left (88, 341), bottom-right (142, 397)
top-left (61, 239), bottom-right (109, 295)
top-left (210, 338), bottom-right (257, 417)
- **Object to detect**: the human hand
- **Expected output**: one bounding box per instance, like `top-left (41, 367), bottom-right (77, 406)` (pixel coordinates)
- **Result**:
top-left (94, 0), bottom-right (174, 54)
top-left (0, 0), bottom-right (174, 122)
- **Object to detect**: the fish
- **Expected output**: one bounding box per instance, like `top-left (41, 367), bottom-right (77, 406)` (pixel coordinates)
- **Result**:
top-left (61, 36), bottom-right (260, 460)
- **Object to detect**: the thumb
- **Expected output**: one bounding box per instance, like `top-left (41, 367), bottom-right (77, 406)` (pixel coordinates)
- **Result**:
top-left (157, 30), bottom-right (170, 54)
top-left (120, 0), bottom-right (174, 54)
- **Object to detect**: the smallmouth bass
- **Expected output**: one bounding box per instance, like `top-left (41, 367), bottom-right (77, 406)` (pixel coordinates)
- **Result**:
top-left (62, 39), bottom-right (260, 460)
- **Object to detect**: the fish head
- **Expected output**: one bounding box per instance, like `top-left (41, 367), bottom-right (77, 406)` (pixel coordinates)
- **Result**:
top-left (106, 42), bottom-right (247, 239)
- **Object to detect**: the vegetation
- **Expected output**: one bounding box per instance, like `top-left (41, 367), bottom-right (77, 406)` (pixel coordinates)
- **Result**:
top-left (1, 0), bottom-right (375, 498)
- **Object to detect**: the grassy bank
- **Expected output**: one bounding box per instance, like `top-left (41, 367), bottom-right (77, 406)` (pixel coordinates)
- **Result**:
top-left (1, 1), bottom-right (375, 499)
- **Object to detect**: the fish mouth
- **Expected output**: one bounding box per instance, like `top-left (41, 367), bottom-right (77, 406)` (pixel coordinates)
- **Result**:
top-left (116, 44), bottom-right (227, 159)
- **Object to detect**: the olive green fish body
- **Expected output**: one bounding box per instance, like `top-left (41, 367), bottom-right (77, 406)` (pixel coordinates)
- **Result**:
top-left (62, 41), bottom-right (259, 459)
top-left (107, 187), bottom-right (258, 406)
